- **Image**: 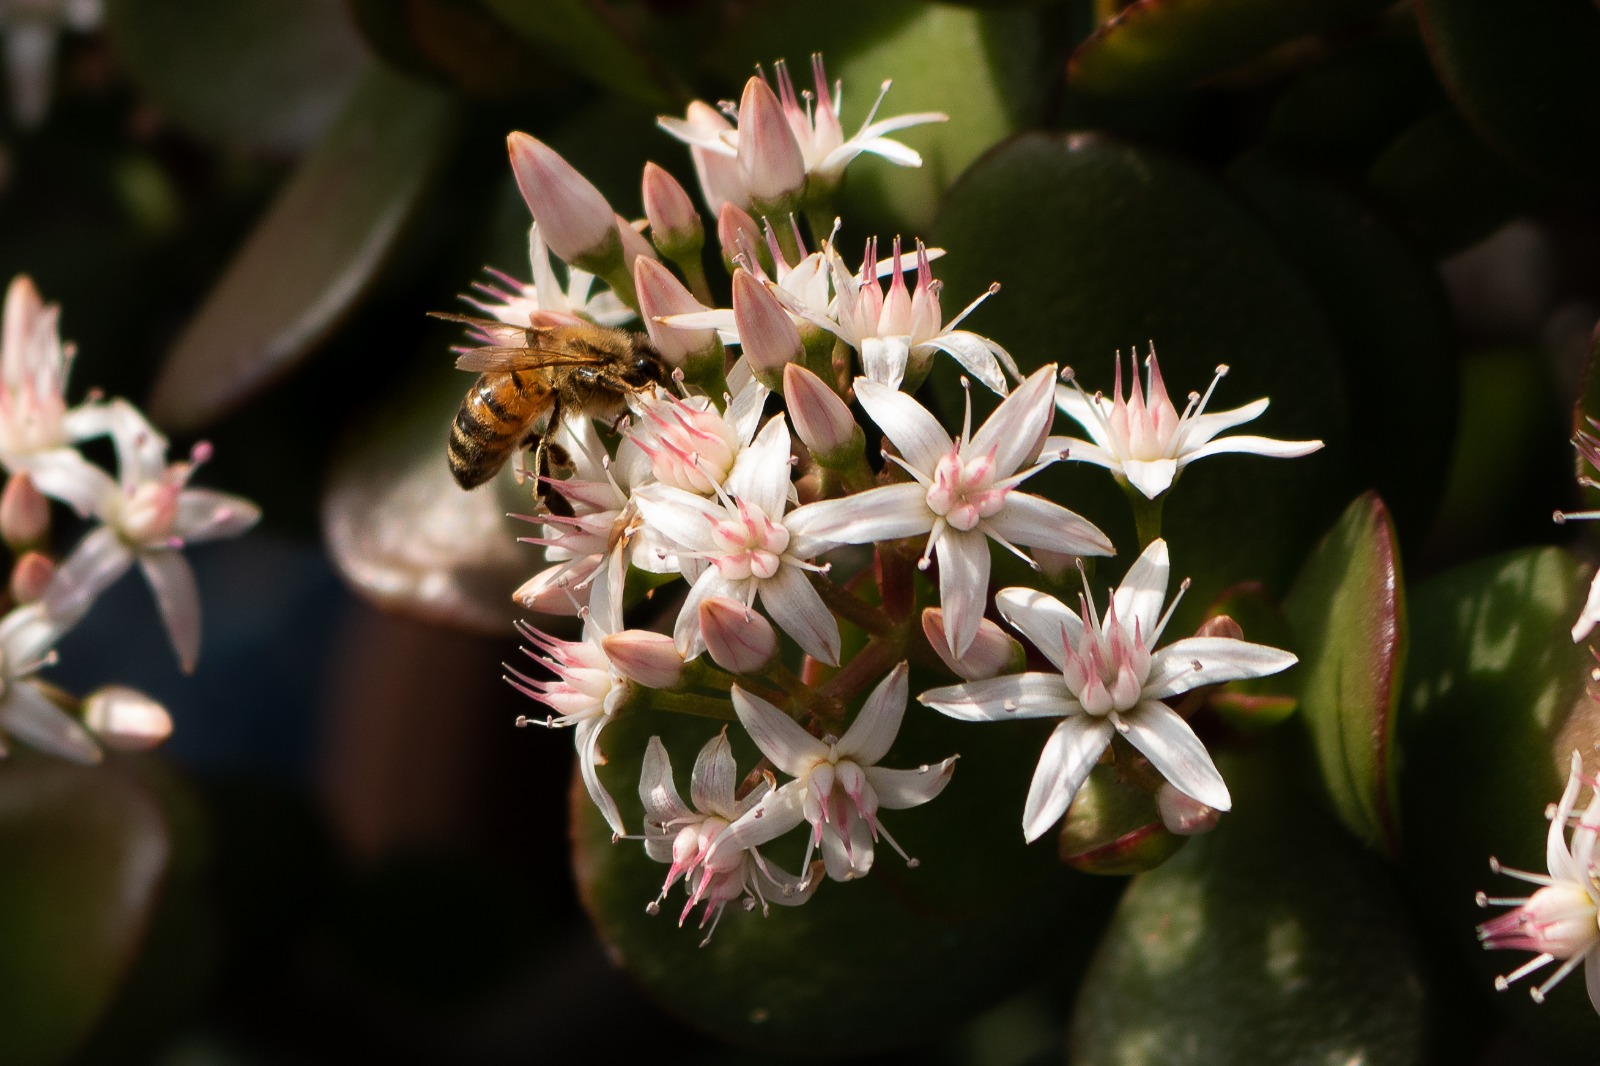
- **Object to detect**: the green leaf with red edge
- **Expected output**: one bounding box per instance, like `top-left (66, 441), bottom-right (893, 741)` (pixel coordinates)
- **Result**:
top-left (106, 0), bottom-right (367, 156)
top-left (147, 66), bottom-right (456, 431)
top-left (1070, 751), bottom-right (1431, 1065)
top-left (1398, 547), bottom-right (1600, 1053)
top-left (1417, 0), bottom-right (1600, 187)
top-left (0, 754), bottom-right (172, 1065)
top-left (1283, 492), bottom-right (1404, 857)
top-left (1058, 763), bottom-right (1185, 876)
top-left (1067, 0), bottom-right (1394, 97)
top-left (572, 676), bottom-right (1121, 1053)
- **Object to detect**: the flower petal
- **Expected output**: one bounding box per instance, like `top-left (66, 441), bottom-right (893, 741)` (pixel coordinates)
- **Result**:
top-left (853, 378), bottom-right (952, 472)
top-left (1, 681), bottom-right (101, 764)
top-left (1053, 387), bottom-right (1116, 451)
top-left (936, 528), bottom-right (990, 659)
top-left (785, 484), bottom-right (932, 546)
top-left (632, 484), bottom-right (722, 556)
top-left (1043, 433), bottom-right (1115, 470)
top-left (1118, 700), bottom-right (1232, 811)
top-left (639, 735), bottom-right (692, 825)
top-left (985, 493), bottom-right (1114, 558)
top-left (918, 332), bottom-right (1008, 396)
top-left (576, 715), bottom-right (626, 836)
top-left (866, 757), bottom-right (956, 810)
top-left (140, 552), bottom-right (202, 674)
top-left (717, 778), bottom-right (807, 852)
top-left (1179, 434), bottom-right (1325, 465)
top-left (726, 414), bottom-right (792, 519)
top-left (919, 673), bottom-right (1076, 721)
top-left (837, 662), bottom-right (907, 765)
top-left (1144, 637), bottom-right (1298, 700)
top-left (759, 563), bottom-right (840, 666)
top-left (1023, 717), bottom-right (1114, 842)
top-left (174, 489), bottom-right (261, 543)
top-left (1121, 458), bottom-right (1178, 500)
top-left (859, 335), bottom-right (911, 389)
top-left (1112, 538), bottom-right (1170, 640)
top-left (46, 524), bottom-right (134, 629)
top-left (968, 364), bottom-right (1056, 476)
top-left (690, 730), bottom-right (739, 817)
top-left (732, 685), bottom-right (829, 775)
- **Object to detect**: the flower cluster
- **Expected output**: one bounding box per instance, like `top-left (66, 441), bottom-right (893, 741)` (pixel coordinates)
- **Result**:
top-left (0, 274), bottom-right (258, 762)
top-left (455, 56), bottom-right (1316, 942)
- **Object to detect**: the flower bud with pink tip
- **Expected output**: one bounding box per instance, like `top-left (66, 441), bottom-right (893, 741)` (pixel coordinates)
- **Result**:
top-left (642, 162), bottom-right (705, 262)
top-left (700, 596), bottom-right (777, 674)
top-left (717, 202), bottom-right (766, 274)
top-left (602, 629), bottom-right (685, 690)
top-left (635, 258), bottom-right (720, 373)
top-left (733, 269), bottom-right (802, 388)
top-left (1156, 782), bottom-right (1220, 836)
top-left (735, 76), bottom-right (806, 214)
top-left (922, 608), bottom-right (1023, 681)
top-left (507, 133), bottom-right (618, 265)
top-left (10, 550), bottom-right (51, 603)
top-left (783, 364), bottom-right (862, 468)
top-left (0, 471), bottom-right (47, 550)
top-left (83, 685), bottom-right (173, 752)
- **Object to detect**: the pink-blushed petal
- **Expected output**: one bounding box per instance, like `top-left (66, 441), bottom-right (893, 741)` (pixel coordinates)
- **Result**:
top-left (1023, 717), bottom-right (1114, 842)
top-left (716, 778), bottom-right (807, 852)
top-left (1112, 538), bottom-right (1170, 640)
top-left (690, 730), bottom-right (739, 816)
top-left (1119, 700), bottom-right (1232, 811)
top-left (732, 685), bottom-right (829, 775)
top-left (16, 447), bottom-right (112, 516)
top-left (1043, 433), bottom-right (1113, 470)
top-left (1181, 398), bottom-right (1269, 443)
top-left (632, 484), bottom-right (722, 555)
top-left (1550, 752), bottom-right (1586, 883)
top-left (968, 364), bottom-right (1057, 476)
top-left (1121, 458), bottom-right (1178, 500)
top-left (853, 378), bottom-right (953, 472)
top-left (1144, 637), bottom-right (1298, 700)
top-left (936, 528), bottom-right (990, 659)
top-left (866, 757), bottom-right (956, 810)
top-left (786, 484), bottom-right (932, 546)
top-left (639, 734), bottom-right (692, 826)
top-left (994, 587), bottom-right (1083, 671)
top-left (726, 415), bottom-right (792, 519)
top-left (759, 564), bottom-right (840, 666)
top-left (820, 823), bottom-right (863, 882)
top-left (1, 682), bottom-right (101, 764)
top-left (985, 494), bottom-right (1115, 558)
top-left (1179, 434), bottom-right (1325, 465)
top-left (140, 551), bottom-right (202, 674)
top-left (837, 661), bottom-right (908, 765)
top-left (515, 557), bottom-right (599, 616)
top-left (46, 524), bottom-right (134, 627)
top-left (918, 333), bottom-right (1008, 396)
top-left (859, 335), bottom-right (911, 389)
top-left (174, 489), bottom-right (261, 543)
top-left (1053, 388), bottom-right (1117, 451)
top-left (919, 673), bottom-right (1077, 721)
top-left (576, 715), bottom-right (626, 836)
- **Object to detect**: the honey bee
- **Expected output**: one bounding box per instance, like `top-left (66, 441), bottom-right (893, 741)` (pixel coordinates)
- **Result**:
top-left (437, 314), bottom-right (669, 493)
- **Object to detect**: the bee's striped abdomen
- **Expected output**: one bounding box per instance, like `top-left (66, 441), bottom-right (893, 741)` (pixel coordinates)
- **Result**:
top-left (447, 371), bottom-right (553, 489)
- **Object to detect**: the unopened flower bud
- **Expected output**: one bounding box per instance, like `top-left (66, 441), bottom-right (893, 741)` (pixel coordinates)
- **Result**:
top-left (922, 607), bottom-right (1024, 681)
top-left (507, 132), bottom-right (617, 264)
top-left (783, 364), bottom-right (861, 464)
top-left (700, 596), bottom-right (776, 674)
top-left (82, 685), bottom-right (173, 752)
top-left (10, 550), bottom-right (52, 602)
top-left (614, 214), bottom-right (659, 275)
top-left (1194, 613), bottom-right (1244, 641)
top-left (0, 471), bottom-right (48, 550)
top-left (635, 258), bottom-right (719, 370)
top-left (602, 630), bottom-right (685, 690)
top-left (1032, 549), bottom-right (1080, 583)
top-left (1156, 783), bottom-right (1221, 836)
top-left (642, 162), bottom-right (704, 261)
top-left (1059, 764), bottom-right (1185, 875)
top-left (736, 76), bottom-right (806, 214)
top-left (717, 202), bottom-right (765, 274)
top-left (732, 269), bottom-right (802, 387)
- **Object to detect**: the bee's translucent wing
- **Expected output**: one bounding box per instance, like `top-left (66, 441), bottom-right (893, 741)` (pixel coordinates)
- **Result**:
top-left (453, 347), bottom-right (610, 373)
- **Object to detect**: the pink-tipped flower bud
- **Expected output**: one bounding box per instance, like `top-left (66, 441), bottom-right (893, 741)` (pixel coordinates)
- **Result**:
top-left (700, 596), bottom-right (776, 674)
top-left (736, 76), bottom-right (806, 214)
top-left (635, 258), bottom-right (718, 370)
top-left (642, 162), bottom-right (705, 261)
top-left (732, 269), bottom-right (802, 386)
top-left (717, 201), bottom-right (765, 274)
top-left (1156, 782), bottom-right (1221, 836)
top-left (783, 364), bottom-right (862, 465)
top-left (82, 685), bottom-right (173, 752)
top-left (614, 213), bottom-right (659, 274)
top-left (507, 132), bottom-right (618, 264)
top-left (922, 607), bottom-right (1024, 681)
top-left (0, 471), bottom-right (48, 550)
top-left (602, 630), bottom-right (684, 690)
top-left (10, 550), bottom-right (53, 603)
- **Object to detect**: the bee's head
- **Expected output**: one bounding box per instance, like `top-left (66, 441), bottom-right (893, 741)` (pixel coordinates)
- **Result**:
top-left (628, 344), bottom-right (670, 388)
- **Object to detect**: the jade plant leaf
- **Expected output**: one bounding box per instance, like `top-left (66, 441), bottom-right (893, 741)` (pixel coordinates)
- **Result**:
top-left (1070, 753), bottom-right (1431, 1065)
top-left (479, 0), bottom-right (688, 108)
top-left (0, 755), bottom-right (172, 1066)
top-left (1228, 153), bottom-right (1455, 549)
top-left (934, 132), bottom-right (1350, 624)
top-left (1283, 492), bottom-right (1404, 856)
top-left (572, 682), bottom-right (1120, 1053)
top-left (106, 0), bottom-right (367, 156)
top-left (322, 361), bottom-right (529, 634)
top-left (147, 66), bottom-right (456, 431)
top-left (1417, 0), bottom-right (1600, 186)
top-left (1399, 547), bottom-right (1600, 1053)
top-left (345, 0), bottom-right (561, 97)
top-left (1067, 0), bottom-right (1394, 97)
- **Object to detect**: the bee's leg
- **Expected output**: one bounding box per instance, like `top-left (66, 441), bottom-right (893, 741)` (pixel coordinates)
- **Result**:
top-left (530, 396), bottom-right (575, 519)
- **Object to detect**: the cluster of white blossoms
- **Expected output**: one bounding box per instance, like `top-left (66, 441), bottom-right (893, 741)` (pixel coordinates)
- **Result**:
top-left (0, 273), bottom-right (258, 762)
top-left (466, 56), bottom-right (1319, 941)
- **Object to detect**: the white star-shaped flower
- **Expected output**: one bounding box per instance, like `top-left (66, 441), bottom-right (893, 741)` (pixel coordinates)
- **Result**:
top-left (1050, 347), bottom-right (1323, 500)
top-left (787, 365), bottom-right (1113, 659)
top-left (919, 538), bottom-right (1297, 842)
top-left (0, 599), bottom-right (98, 763)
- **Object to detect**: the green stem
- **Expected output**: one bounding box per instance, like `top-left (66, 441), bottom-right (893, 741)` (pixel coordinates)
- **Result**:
top-left (810, 571), bottom-right (895, 636)
top-left (818, 634), bottom-right (904, 706)
top-left (675, 252), bottom-right (716, 308)
top-left (803, 202), bottom-right (837, 250)
top-left (647, 689), bottom-right (735, 721)
top-left (1127, 487), bottom-right (1165, 549)
top-left (769, 217), bottom-right (804, 266)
